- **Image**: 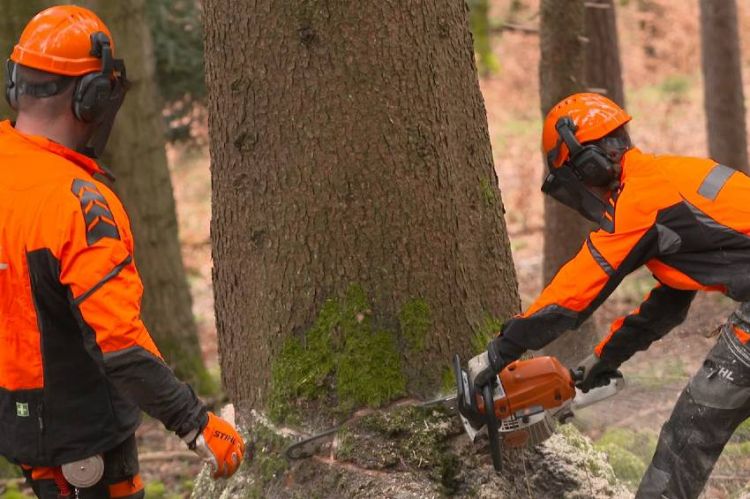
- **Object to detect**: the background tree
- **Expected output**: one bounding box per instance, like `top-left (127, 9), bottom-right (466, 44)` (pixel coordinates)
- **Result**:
top-left (73, 0), bottom-right (214, 393)
top-left (700, 0), bottom-right (748, 173)
top-left (146, 0), bottom-right (206, 142)
top-left (0, 1), bottom-right (53, 119)
top-left (204, 0), bottom-right (520, 417)
top-left (539, 0), bottom-right (624, 365)
top-left (538, 0), bottom-right (587, 366)
top-left (585, 0), bottom-right (625, 107)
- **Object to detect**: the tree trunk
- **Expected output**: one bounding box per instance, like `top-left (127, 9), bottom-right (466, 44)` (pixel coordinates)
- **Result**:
top-left (637, 0), bottom-right (664, 74)
top-left (584, 0), bottom-right (625, 107)
top-left (77, 0), bottom-right (214, 393)
top-left (204, 0), bottom-right (520, 419)
top-left (0, 1), bottom-right (56, 119)
top-left (700, 0), bottom-right (749, 173)
top-left (539, 0), bottom-right (600, 366)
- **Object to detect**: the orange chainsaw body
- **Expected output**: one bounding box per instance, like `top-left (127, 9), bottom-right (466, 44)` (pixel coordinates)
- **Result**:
top-left (477, 356), bottom-right (576, 420)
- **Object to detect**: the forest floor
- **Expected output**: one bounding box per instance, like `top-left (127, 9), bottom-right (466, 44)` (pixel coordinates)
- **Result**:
top-left (4, 0), bottom-right (750, 498)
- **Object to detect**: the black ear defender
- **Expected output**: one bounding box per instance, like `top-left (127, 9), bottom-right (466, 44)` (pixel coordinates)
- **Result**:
top-left (73, 31), bottom-right (118, 123)
top-left (555, 116), bottom-right (620, 189)
top-left (4, 59), bottom-right (18, 110)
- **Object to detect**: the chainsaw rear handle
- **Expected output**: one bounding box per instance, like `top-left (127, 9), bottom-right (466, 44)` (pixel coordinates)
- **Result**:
top-left (454, 354), bottom-right (504, 472)
top-left (482, 383), bottom-right (503, 473)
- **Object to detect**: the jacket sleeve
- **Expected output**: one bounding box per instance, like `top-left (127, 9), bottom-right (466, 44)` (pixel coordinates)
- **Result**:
top-left (57, 178), bottom-right (206, 438)
top-left (594, 284), bottom-right (695, 365)
top-left (496, 192), bottom-right (661, 361)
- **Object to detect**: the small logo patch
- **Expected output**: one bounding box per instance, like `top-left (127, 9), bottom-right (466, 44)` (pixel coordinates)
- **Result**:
top-left (16, 402), bottom-right (29, 417)
top-left (719, 367), bottom-right (735, 382)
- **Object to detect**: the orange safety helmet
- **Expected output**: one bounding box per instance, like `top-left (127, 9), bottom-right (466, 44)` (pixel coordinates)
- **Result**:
top-left (10, 5), bottom-right (115, 77)
top-left (542, 93), bottom-right (631, 169)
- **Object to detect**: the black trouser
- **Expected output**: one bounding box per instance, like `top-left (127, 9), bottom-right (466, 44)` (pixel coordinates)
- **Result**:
top-left (636, 326), bottom-right (750, 498)
top-left (22, 434), bottom-right (144, 499)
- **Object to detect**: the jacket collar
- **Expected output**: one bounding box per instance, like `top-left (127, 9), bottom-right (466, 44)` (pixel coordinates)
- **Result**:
top-left (0, 120), bottom-right (105, 176)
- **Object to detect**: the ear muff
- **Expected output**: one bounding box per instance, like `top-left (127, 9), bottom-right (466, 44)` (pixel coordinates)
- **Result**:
top-left (555, 116), bottom-right (618, 188)
top-left (5, 60), bottom-right (18, 111)
top-left (73, 32), bottom-right (116, 123)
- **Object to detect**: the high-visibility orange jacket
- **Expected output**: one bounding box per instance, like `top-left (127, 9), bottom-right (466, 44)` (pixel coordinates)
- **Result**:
top-left (497, 147), bottom-right (750, 365)
top-left (0, 121), bottom-right (205, 466)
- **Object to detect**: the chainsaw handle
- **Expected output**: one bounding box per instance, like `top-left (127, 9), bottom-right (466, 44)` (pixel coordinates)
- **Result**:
top-left (570, 367), bottom-right (585, 382)
top-left (482, 383), bottom-right (503, 473)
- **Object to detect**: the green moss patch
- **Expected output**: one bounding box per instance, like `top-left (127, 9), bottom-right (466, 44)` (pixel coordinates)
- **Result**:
top-left (399, 299), bottom-right (432, 352)
top-left (472, 314), bottom-right (504, 354)
top-left (596, 444), bottom-right (644, 488)
top-left (269, 285), bottom-right (407, 423)
top-left (0, 457), bottom-right (20, 479)
top-left (251, 423), bottom-right (289, 485)
top-left (732, 418), bottom-right (750, 442)
top-left (594, 427), bottom-right (657, 489)
top-left (0, 483), bottom-right (33, 499)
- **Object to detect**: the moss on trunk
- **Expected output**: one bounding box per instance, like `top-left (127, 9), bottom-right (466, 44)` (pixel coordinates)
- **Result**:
top-left (269, 285), bottom-right (412, 423)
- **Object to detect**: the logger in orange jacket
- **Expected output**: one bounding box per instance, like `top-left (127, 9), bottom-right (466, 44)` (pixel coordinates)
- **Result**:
top-left (470, 92), bottom-right (750, 498)
top-left (1, 6), bottom-right (244, 498)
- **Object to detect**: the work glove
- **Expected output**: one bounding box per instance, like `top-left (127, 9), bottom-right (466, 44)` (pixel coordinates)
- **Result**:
top-left (575, 353), bottom-right (623, 393)
top-left (186, 412), bottom-right (246, 479)
top-left (469, 337), bottom-right (510, 389)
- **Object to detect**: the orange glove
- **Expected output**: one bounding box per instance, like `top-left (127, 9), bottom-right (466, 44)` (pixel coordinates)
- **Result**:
top-left (190, 412), bottom-right (246, 479)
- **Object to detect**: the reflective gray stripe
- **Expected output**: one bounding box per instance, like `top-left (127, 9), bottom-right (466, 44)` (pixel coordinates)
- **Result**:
top-left (586, 238), bottom-right (614, 276)
top-left (73, 255), bottom-right (132, 305)
top-left (698, 164), bottom-right (735, 201)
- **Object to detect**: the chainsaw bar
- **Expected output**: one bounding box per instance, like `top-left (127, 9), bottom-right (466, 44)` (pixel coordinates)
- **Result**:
top-left (284, 394), bottom-right (458, 460)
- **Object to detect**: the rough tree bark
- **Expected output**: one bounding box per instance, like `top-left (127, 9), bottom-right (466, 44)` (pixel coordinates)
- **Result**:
top-left (0, 1), bottom-right (56, 119)
top-left (76, 0), bottom-right (214, 393)
top-left (700, 0), bottom-right (748, 173)
top-left (585, 0), bottom-right (625, 108)
top-left (204, 0), bottom-right (520, 416)
top-left (539, 0), bottom-right (622, 366)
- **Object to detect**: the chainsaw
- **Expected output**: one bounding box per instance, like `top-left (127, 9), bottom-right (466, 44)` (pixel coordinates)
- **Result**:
top-left (454, 353), bottom-right (623, 472)
top-left (285, 354), bottom-right (622, 464)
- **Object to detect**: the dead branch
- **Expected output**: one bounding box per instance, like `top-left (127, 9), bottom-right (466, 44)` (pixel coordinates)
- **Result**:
top-left (585, 2), bottom-right (612, 9)
top-left (491, 23), bottom-right (539, 35)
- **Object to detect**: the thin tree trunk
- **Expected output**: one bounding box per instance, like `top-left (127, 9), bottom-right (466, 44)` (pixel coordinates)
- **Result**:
top-left (78, 0), bottom-right (214, 393)
top-left (204, 0), bottom-right (520, 418)
top-left (539, 0), bottom-right (599, 366)
top-left (700, 0), bottom-right (748, 173)
top-left (585, 0), bottom-right (625, 107)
